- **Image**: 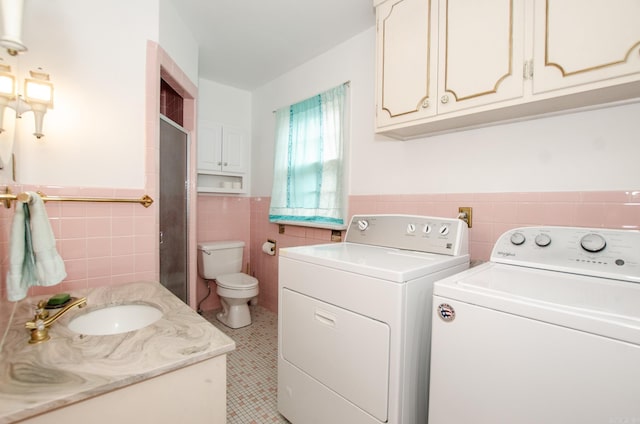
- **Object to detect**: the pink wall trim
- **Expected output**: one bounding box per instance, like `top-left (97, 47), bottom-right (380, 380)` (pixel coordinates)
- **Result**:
top-left (147, 41), bottom-right (199, 309)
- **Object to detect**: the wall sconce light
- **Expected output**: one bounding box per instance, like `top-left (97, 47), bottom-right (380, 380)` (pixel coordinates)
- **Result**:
top-left (0, 64), bottom-right (53, 138)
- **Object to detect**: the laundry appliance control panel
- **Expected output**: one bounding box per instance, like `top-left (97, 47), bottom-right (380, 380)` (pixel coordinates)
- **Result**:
top-left (491, 226), bottom-right (640, 283)
top-left (345, 214), bottom-right (469, 256)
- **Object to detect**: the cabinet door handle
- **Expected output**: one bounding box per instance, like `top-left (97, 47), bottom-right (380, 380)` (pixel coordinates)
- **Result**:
top-left (223, 162), bottom-right (228, 166)
top-left (421, 99), bottom-right (429, 108)
top-left (217, 161), bottom-right (222, 165)
top-left (440, 95), bottom-right (449, 104)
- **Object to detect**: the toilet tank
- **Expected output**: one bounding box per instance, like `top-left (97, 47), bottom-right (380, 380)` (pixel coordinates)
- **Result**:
top-left (197, 241), bottom-right (245, 279)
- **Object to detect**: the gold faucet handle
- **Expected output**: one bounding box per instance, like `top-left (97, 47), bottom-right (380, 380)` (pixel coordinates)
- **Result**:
top-left (26, 300), bottom-right (48, 330)
top-left (35, 300), bottom-right (49, 320)
top-left (26, 300), bottom-right (51, 344)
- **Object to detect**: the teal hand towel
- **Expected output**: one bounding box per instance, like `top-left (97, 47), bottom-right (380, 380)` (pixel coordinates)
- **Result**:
top-left (6, 192), bottom-right (67, 301)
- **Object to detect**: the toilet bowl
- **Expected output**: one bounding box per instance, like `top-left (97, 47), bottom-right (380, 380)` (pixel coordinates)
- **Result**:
top-left (215, 272), bottom-right (259, 328)
top-left (197, 241), bottom-right (260, 329)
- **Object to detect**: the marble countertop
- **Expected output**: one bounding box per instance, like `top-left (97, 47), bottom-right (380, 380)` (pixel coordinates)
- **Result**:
top-left (0, 281), bottom-right (235, 423)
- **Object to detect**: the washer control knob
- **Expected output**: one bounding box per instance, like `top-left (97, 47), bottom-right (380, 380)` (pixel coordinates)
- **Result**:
top-left (357, 220), bottom-right (369, 231)
top-left (535, 233), bottom-right (552, 247)
top-left (581, 233), bottom-right (606, 253)
top-left (510, 232), bottom-right (526, 246)
top-left (439, 225), bottom-right (450, 236)
top-left (407, 223), bottom-right (416, 234)
top-left (423, 224), bottom-right (432, 234)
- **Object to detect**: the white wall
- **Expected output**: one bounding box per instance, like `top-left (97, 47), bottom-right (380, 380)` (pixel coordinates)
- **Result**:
top-left (1, 0), bottom-right (158, 188)
top-left (0, 0), bottom-right (201, 189)
top-left (159, 0), bottom-right (199, 85)
top-left (198, 79), bottom-right (252, 129)
top-left (251, 27), bottom-right (640, 196)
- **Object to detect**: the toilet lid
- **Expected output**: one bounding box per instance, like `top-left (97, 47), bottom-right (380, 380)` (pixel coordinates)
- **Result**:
top-left (217, 273), bottom-right (259, 289)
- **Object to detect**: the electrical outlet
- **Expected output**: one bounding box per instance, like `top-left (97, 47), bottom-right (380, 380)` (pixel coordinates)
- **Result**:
top-left (458, 207), bottom-right (473, 228)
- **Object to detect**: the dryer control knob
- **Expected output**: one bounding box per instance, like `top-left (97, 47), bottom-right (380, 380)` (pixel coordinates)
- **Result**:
top-left (535, 234), bottom-right (552, 247)
top-left (581, 233), bottom-right (606, 253)
top-left (407, 223), bottom-right (416, 234)
top-left (510, 232), bottom-right (526, 245)
top-left (439, 225), bottom-right (450, 236)
top-left (357, 220), bottom-right (369, 231)
top-left (423, 224), bottom-right (432, 234)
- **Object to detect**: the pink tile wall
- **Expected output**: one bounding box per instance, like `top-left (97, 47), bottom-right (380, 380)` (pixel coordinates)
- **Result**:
top-left (195, 194), bottom-right (252, 311)
top-left (248, 197), bottom-right (338, 312)
top-left (4, 188), bottom-right (636, 311)
top-left (0, 199), bottom-right (10, 298)
top-left (0, 185), bottom-right (156, 300)
top-left (247, 190), bottom-right (640, 313)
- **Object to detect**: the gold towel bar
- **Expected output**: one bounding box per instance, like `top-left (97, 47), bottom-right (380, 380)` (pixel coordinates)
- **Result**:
top-left (0, 188), bottom-right (154, 209)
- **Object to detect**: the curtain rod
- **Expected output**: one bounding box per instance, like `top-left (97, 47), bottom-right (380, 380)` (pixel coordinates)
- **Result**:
top-left (272, 80), bottom-right (351, 113)
top-left (0, 188), bottom-right (154, 209)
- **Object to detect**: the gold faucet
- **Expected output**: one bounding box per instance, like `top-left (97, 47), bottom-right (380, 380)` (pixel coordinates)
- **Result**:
top-left (25, 297), bottom-right (87, 344)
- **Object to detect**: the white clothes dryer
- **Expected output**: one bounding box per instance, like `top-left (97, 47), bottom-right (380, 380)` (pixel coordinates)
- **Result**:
top-left (278, 214), bottom-right (470, 424)
top-left (429, 226), bottom-right (640, 424)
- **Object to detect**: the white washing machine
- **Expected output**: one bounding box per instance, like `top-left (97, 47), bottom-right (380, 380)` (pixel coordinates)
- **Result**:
top-left (278, 214), bottom-right (470, 424)
top-left (429, 226), bottom-right (640, 424)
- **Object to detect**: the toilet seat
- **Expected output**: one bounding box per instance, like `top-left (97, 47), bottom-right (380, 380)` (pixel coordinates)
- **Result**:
top-left (216, 272), bottom-right (259, 290)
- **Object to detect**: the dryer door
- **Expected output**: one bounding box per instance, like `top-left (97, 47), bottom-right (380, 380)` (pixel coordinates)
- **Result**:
top-left (281, 288), bottom-right (391, 421)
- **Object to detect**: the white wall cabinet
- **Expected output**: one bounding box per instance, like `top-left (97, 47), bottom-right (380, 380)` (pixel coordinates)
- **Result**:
top-left (375, 0), bottom-right (438, 127)
top-left (376, 0), bottom-right (524, 130)
top-left (435, 0), bottom-right (525, 114)
top-left (531, 0), bottom-right (640, 95)
top-left (197, 121), bottom-right (247, 193)
top-left (375, 0), bottom-right (640, 140)
top-left (197, 121), bottom-right (246, 174)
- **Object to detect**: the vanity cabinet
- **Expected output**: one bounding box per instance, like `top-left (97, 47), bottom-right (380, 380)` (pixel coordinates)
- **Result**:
top-left (197, 121), bottom-right (247, 193)
top-left (375, 0), bottom-right (640, 139)
top-left (21, 355), bottom-right (227, 424)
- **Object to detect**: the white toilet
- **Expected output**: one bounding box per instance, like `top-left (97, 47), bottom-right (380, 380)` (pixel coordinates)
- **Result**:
top-left (197, 240), bottom-right (259, 328)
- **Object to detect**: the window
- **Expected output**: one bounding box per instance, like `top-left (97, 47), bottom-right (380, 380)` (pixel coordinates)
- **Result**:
top-left (269, 83), bottom-right (348, 229)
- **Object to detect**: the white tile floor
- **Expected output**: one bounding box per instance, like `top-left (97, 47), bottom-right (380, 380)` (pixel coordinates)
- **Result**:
top-left (204, 306), bottom-right (290, 424)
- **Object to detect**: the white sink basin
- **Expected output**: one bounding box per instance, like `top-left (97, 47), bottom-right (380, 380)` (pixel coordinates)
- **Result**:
top-left (68, 303), bottom-right (163, 336)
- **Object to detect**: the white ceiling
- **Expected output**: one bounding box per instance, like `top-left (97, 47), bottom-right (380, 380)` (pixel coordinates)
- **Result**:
top-left (169, 0), bottom-right (376, 90)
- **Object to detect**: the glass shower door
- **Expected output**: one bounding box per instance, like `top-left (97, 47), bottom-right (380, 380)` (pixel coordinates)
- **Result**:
top-left (159, 117), bottom-right (188, 303)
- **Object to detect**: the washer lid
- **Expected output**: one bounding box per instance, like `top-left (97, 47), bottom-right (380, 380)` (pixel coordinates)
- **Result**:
top-left (280, 242), bottom-right (469, 282)
top-left (433, 262), bottom-right (640, 345)
top-left (217, 272), bottom-right (258, 289)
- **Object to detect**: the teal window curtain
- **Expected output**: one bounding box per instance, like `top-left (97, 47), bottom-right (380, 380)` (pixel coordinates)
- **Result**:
top-left (269, 84), bottom-right (347, 228)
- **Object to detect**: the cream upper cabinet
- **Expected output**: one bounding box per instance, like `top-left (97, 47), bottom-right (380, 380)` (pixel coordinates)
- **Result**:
top-left (437, 0), bottom-right (525, 114)
top-left (375, 0), bottom-right (438, 128)
top-left (376, 0), bottom-right (526, 135)
top-left (374, 0), bottom-right (640, 139)
top-left (532, 0), bottom-right (640, 95)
